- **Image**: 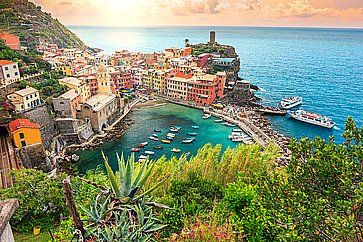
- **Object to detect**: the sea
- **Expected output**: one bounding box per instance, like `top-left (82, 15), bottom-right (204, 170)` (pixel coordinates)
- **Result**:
top-left (68, 26), bottom-right (363, 171)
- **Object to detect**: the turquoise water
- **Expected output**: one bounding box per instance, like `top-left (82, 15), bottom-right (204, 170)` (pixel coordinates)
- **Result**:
top-left (69, 26), bottom-right (363, 143)
top-left (77, 103), bottom-right (236, 172)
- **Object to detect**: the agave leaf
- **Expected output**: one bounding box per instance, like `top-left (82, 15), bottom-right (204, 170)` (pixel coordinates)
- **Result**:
top-left (121, 155), bottom-right (133, 196)
top-left (103, 151), bottom-right (122, 198)
top-left (78, 204), bottom-right (97, 221)
top-left (137, 161), bottom-right (155, 191)
top-left (144, 224), bottom-right (168, 233)
top-left (135, 178), bottom-right (166, 200)
top-left (132, 160), bottom-right (148, 188)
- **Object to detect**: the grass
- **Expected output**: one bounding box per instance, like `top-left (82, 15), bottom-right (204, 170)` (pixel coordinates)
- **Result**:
top-left (14, 232), bottom-right (52, 242)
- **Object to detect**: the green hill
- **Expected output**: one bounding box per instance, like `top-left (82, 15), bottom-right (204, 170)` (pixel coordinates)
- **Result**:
top-left (0, 0), bottom-right (87, 50)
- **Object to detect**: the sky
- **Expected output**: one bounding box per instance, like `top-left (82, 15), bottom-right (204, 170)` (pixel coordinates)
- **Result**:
top-left (31, 0), bottom-right (363, 27)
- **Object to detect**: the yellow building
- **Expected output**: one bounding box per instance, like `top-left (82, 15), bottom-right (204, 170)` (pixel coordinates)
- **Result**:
top-left (59, 77), bottom-right (91, 102)
top-left (58, 65), bottom-right (72, 76)
top-left (9, 119), bottom-right (42, 148)
top-left (7, 87), bottom-right (41, 112)
top-left (96, 65), bottom-right (113, 94)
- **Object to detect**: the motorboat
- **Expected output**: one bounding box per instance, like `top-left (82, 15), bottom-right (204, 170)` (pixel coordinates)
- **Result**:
top-left (191, 125), bottom-right (199, 129)
top-left (138, 142), bottom-right (148, 148)
top-left (145, 150), bottom-right (155, 155)
top-left (167, 133), bottom-right (176, 138)
top-left (131, 148), bottom-right (140, 152)
top-left (215, 119), bottom-right (223, 123)
top-left (288, 109), bottom-right (335, 129)
top-left (170, 127), bottom-right (179, 132)
top-left (161, 139), bottom-right (171, 144)
top-left (154, 129), bottom-right (162, 132)
top-left (149, 136), bottom-right (158, 141)
top-left (182, 138), bottom-right (195, 144)
top-left (225, 123), bottom-right (237, 127)
top-left (188, 132), bottom-right (197, 136)
top-left (171, 148), bottom-right (181, 153)
top-left (153, 145), bottom-right (163, 150)
top-left (152, 133), bottom-right (158, 137)
top-left (232, 129), bottom-right (243, 132)
top-left (279, 96), bottom-right (302, 110)
top-left (202, 114), bottom-right (211, 119)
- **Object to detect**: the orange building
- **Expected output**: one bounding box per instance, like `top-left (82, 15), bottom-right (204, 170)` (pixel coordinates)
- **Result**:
top-left (0, 32), bottom-right (21, 51)
top-left (8, 119), bottom-right (42, 148)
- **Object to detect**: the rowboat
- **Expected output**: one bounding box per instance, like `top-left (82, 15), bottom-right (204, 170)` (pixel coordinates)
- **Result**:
top-left (131, 148), bottom-right (140, 152)
top-left (138, 142), bottom-right (148, 148)
top-left (145, 150), bottom-right (155, 155)
top-left (171, 148), bottom-right (181, 153)
top-left (149, 136), bottom-right (158, 141)
top-left (161, 139), bottom-right (171, 144)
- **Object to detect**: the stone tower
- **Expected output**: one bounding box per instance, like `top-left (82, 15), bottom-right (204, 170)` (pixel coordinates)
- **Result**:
top-left (210, 31), bottom-right (216, 45)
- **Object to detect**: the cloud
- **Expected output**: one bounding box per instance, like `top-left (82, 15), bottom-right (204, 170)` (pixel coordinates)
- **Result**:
top-left (237, 0), bottom-right (262, 11)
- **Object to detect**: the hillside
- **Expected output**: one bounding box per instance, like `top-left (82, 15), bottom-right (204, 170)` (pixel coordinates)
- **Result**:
top-left (0, 0), bottom-right (87, 50)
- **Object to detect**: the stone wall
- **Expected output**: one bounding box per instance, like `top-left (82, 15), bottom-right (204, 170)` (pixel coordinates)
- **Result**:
top-left (55, 118), bottom-right (93, 144)
top-left (17, 143), bottom-right (53, 172)
top-left (21, 104), bottom-right (58, 148)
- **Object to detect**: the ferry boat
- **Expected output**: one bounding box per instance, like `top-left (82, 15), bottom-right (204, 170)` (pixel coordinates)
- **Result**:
top-left (279, 96), bottom-right (302, 110)
top-left (149, 136), bottom-right (158, 141)
top-left (171, 148), bottom-right (181, 153)
top-left (288, 110), bottom-right (335, 129)
top-left (138, 142), bottom-right (148, 148)
top-left (131, 148), bottom-right (140, 152)
top-left (153, 145), bottom-right (163, 150)
top-left (202, 114), bottom-right (212, 119)
top-left (191, 125), bottom-right (199, 129)
top-left (145, 150), bottom-right (155, 155)
top-left (161, 139), bottom-right (171, 144)
top-left (188, 132), bottom-right (197, 136)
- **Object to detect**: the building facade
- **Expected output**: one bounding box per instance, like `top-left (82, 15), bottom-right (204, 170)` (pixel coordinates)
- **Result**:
top-left (52, 89), bottom-right (81, 118)
top-left (7, 87), bottom-right (41, 112)
top-left (8, 119), bottom-right (42, 148)
top-left (0, 60), bottom-right (20, 87)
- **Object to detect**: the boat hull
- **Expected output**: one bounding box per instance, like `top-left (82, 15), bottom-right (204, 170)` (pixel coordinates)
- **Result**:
top-left (289, 112), bottom-right (334, 129)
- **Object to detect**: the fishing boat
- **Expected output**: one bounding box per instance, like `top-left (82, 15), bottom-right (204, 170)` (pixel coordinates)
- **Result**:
top-left (188, 132), bottom-right (197, 136)
top-left (138, 142), bottom-right (148, 148)
top-left (171, 148), bottom-right (181, 153)
top-left (145, 150), bottom-right (155, 155)
top-left (153, 145), bottom-right (163, 150)
top-left (154, 129), bottom-right (162, 132)
top-left (182, 138), bottom-right (195, 144)
top-left (202, 114), bottom-right (212, 119)
top-left (191, 125), bottom-right (199, 129)
top-left (131, 148), bottom-right (140, 152)
top-left (288, 110), bottom-right (335, 129)
top-left (149, 136), bottom-right (158, 141)
top-left (161, 139), bottom-right (171, 144)
top-left (279, 96), bottom-right (302, 110)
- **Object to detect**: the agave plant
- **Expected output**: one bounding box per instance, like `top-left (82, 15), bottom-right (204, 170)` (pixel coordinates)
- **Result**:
top-left (102, 151), bottom-right (165, 202)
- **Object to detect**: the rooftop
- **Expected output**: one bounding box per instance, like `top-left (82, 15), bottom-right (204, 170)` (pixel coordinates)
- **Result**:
top-left (13, 87), bottom-right (38, 97)
top-left (84, 94), bottom-right (115, 112)
top-left (57, 89), bottom-right (79, 100)
top-left (9, 118), bottom-right (40, 133)
top-left (59, 77), bottom-right (84, 87)
top-left (0, 60), bottom-right (15, 66)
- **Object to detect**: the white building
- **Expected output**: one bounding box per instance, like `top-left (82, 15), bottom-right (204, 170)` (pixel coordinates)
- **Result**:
top-left (0, 60), bottom-right (20, 87)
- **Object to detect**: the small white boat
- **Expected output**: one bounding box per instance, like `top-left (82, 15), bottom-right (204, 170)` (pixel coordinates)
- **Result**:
top-left (152, 133), bottom-right (158, 137)
top-left (171, 148), bottom-right (181, 153)
top-left (232, 129), bottom-right (243, 132)
top-left (215, 119), bottom-right (223, 123)
top-left (225, 123), bottom-right (237, 127)
top-left (202, 114), bottom-right (212, 119)
top-left (170, 127), bottom-right (179, 132)
top-left (182, 138), bottom-right (195, 144)
top-left (191, 125), bottom-right (199, 129)
top-left (149, 136), bottom-right (158, 141)
top-left (138, 155), bottom-right (148, 159)
top-left (279, 96), bottom-right (302, 110)
top-left (188, 132), bottom-right (197, 136)
top-left (145, 150), bottom-right (155, 155)
top-left (167, 133), bottom-right (176, 138)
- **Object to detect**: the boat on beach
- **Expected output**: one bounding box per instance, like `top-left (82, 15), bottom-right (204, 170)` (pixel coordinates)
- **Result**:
top-left (288, 110), bottom-right (335, 129)
top-left (161, 139), bottom-right (171, 144)
top-left (138, 142), bottom-right (148, 148)
top-left (171, 148), bottom-right (181, 153)
top-left (153, 145), bottom-right (163, 149)
top-left (149, 136), bottom-right (158, 141)
top-left (191, 125), bottom-right (199, 129)
top-left (202, 114), bottom-right (212, 119)
top-left (145, 150), bottom-right (155, 155)
top-left (131, 148), bottom-right (140, 152)
top-left (279, 96), bottom-right (302, 110)
top-left (188, 132), bottom-right (197, 136)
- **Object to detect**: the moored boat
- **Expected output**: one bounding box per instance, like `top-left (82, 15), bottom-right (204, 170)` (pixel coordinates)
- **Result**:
top-left (153, 145), bottom-right (163, 149)
top-left (215, 119), bottom-right (223, 123)
top-left (279, 96), bottom-right (302, 110)
top-left (288, 110), bottom-right (335, 129)
top-left (202, 114), bottom-right (212, 119)
top-left (145, 150), bottom-right (155, 155)
top-left (166, 136), bottom-right (174, 140)
top-left (138, 142), bottom-right (148, 148)
top-left (188, 132), bottom-right (197, 136)
top-left (182, 138), bottom-right (195, 143)
top-left (161, 139), bottom-right (171, 144)
top-left (154, 129), bottom-right (162, 132)
top-left (225, 123), bottom-right (237, 127)
top-left (171, 148), bottom-right (181, 153)
top-left (131, 148), bottom-right (140, 152)
top-left (149, 136), bottom-right (158, 141)
top-left (152, 133), bottom-right (158, 137)
top-left (167, 133), bottom-right (176, 138)
top-left (232, 129), bottom-right (243, 132)
top-left (191, 125), bottom-right (199, 129)
top-left (170, 127), bottom-right (179, 132)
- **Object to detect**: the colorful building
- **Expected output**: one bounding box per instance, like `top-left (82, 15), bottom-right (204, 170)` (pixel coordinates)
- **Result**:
top-left (8, 119), bottom-right (42, 148)
top-left (59, 77), bottom-right (91, 102)
top-left (0, 60), bottom-right (20, 87)
top-left (7, 87), bottom-right (41, 112)
top-left (0, 32), bottom-right (21, 51)
top-left (52, 89), bottom-right (81, 118)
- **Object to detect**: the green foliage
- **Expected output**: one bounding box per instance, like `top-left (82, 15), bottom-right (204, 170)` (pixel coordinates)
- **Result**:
top-left (0, 169), bottom-right (67, 233)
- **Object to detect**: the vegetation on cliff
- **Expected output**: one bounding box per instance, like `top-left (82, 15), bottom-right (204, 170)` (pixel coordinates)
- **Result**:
top-left (0, 117), bottom-right (362, 241)
top-left (0, 0), bottom-right (87, 50)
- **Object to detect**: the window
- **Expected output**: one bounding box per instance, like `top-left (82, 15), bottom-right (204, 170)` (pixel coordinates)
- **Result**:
top-left (6, 74), bottom-right (10, 78)
top-left (5, 67), bottom-right (8, 71)
top-left (21, 140), bottom-right (26, 147)
top-left (15, 72), bottom-right (18, 76)
top-left (19, 133), bottom-right (25, 139)
top-left (13, 65), bottom-right (16, 69)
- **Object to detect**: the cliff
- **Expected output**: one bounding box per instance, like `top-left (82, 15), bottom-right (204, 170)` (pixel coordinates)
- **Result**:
top-left (0, 0), bottom-right (87, 50)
